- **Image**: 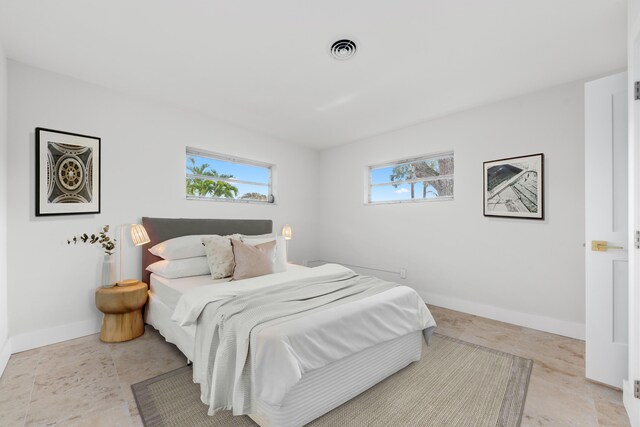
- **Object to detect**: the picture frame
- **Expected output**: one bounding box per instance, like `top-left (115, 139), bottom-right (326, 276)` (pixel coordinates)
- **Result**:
top-left (483, 153), bottom-right (544, 220)
top-left (36, 127), bottom-right (101, 216)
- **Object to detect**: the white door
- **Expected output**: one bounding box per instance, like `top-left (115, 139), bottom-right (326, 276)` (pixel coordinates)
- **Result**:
top-left (627, 38), bottom-right (640, 425)
top-left (585, 72), bottom-right (629, 388)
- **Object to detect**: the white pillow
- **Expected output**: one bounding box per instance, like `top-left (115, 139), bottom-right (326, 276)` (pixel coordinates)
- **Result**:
top-left (148, 235), bottom-right (214, 260)
top-left (146, 257), bottom-right (210, 279)
top-left (242, 235), bottom-right (287, 273)
top-left (203, 234), bottom-right (243, 279)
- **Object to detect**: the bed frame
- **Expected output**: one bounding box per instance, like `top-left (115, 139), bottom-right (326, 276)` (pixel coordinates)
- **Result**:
top-left (141, 217), bottom-right (423, 427)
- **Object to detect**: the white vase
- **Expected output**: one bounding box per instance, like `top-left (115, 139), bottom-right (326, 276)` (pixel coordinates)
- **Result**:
top-left (101, 255), bottom-right (117, 288)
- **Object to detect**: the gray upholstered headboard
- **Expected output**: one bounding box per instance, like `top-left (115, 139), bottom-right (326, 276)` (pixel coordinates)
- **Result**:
top-left (141, 217), bottom-right (273, 284)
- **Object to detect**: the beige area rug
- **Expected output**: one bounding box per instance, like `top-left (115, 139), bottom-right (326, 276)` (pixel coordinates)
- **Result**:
top-left (132, 334), bottom-right (532, 427)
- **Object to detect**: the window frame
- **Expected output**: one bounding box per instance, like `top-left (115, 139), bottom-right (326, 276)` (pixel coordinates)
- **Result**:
top-left (365, 151), bottom-right (455, 205)
top-left (185, 147), bottom-right (275, 205)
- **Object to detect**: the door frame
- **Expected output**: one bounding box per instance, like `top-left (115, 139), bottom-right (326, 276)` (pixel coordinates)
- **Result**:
top-left (625, 11), bottom-right (640, 426)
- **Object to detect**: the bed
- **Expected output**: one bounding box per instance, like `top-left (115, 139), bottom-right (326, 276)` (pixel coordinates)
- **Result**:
top-left (141, 217), bottom-right (436, 427)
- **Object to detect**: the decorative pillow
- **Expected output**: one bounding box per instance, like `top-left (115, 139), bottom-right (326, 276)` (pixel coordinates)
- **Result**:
top-left (148, 235), bottom-right (214, 260)
top-left (202, 234), bottom-right (243, 279)
top-left (146, 257), bottom-right (210, 279)
top-left (231, 239), bottom-right (276, 280)
top-left (242, 235), bottom-right (288, 273)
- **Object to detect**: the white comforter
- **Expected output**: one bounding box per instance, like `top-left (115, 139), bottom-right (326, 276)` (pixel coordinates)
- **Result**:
top-left (172, 264), bottom-right (436, 411)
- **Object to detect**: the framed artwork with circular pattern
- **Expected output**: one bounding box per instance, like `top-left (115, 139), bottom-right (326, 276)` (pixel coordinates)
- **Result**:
top-left (36, 127), bottom-right (101, 216)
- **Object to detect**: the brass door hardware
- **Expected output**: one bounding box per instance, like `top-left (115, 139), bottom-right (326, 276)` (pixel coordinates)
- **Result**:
top-left (591, 240), bottom-right (624, 252)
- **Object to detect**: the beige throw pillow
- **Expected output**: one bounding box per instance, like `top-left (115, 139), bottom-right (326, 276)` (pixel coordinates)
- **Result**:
top-left (231, 239), bottom-right (276, 280)
top-left (202, 234), bottom-right (243, 279)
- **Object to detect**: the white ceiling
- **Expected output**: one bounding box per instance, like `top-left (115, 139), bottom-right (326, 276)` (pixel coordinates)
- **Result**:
top-left (0, 0), bottom-right (627, 149)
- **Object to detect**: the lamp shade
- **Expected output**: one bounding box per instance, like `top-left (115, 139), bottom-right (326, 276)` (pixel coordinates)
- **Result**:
top-left (281, 224), bottom-right (292, 240)
top-left (130, 224), bottom-right (150, 246)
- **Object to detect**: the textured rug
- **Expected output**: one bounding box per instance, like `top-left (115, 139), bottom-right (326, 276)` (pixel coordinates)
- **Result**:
top-left (132, 334), bottom-right (532, 427)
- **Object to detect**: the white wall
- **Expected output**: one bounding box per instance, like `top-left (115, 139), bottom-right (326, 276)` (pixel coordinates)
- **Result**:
top-left (2, 58), bottom-right (600, 353)
top-left (632, 0), bottom-right (640, 32)
top-left (318, 80), bottom-right (587, 339)
top-left (6, 61), bottom-right (320, 350)
top-left (0, 44), bottom-right (9, 371)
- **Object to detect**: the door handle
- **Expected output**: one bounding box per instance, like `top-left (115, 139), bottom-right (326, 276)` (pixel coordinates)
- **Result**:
top-left (591, 240), bottom-right (624, 252)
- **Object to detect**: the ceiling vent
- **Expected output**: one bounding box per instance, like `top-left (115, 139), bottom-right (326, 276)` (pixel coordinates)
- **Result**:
top-left (330, 39), bottom-right (357, 60)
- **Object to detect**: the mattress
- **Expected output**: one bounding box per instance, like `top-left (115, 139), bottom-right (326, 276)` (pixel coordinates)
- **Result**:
top-left (150, 274), bottom-right (229, 311)
top-left (150, 264), bottom-right (308, 311)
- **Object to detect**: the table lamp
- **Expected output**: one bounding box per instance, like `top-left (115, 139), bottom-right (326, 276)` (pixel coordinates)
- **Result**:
top-left (281, 224), bottom-right (292, 261)
top-left (282, 224), bottom-right (292, 240)
top-left (118, 223), bottom-right (151, 286)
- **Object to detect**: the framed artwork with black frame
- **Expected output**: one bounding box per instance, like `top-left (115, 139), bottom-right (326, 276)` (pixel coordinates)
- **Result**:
top-left (36, 127), bottom-right (101, 216)
top-left (483, 153), bottom-right (544, 220)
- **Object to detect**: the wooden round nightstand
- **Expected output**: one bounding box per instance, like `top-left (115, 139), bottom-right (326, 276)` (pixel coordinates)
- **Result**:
top-left (95, 282), bottom-right (148, 343)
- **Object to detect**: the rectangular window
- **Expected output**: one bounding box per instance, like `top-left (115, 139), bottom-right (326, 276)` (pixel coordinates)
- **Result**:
top-left (186, 147), bottom-right (273, 203)
top-left (367, 151), bottom-right (454, 204)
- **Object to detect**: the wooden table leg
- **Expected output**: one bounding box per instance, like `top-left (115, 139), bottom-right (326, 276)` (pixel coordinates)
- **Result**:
top-left (100, 309), bottom-right (145, 343)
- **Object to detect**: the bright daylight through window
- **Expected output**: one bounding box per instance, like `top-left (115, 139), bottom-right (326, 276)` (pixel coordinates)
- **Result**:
top-left (368, 152), bottom-right (454, 203)
top-left (186, 148), bottom-right (273, 203)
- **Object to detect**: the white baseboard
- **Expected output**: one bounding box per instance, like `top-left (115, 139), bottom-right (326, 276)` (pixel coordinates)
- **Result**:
top-left (10, 318), bottom-right (101, 354)
top-left (0, 338), bottom-right (11, 378)
top-left (624, 380), bottom-right (639, 427)
top-left (622, 380), bottom-right (640, 427)
top-left (421, 290), bottom-right (585, 340)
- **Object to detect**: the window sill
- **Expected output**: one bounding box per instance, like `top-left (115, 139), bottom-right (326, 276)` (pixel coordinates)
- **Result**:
top-left (365, 196), bottom-right (454, 206)
top-left (186, 196), bottom-right (277, 206)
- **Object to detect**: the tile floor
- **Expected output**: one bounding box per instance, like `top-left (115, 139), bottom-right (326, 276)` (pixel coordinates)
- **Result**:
top-left (0, 306), bottom-right (631, 426)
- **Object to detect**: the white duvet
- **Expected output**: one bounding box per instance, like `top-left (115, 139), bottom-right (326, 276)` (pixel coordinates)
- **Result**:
top-left (172, 264), bottom-right (436, 410)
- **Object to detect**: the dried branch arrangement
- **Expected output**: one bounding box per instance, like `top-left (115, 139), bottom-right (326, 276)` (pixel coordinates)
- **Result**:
top-left (67, 225), bottom-right (117, 255)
